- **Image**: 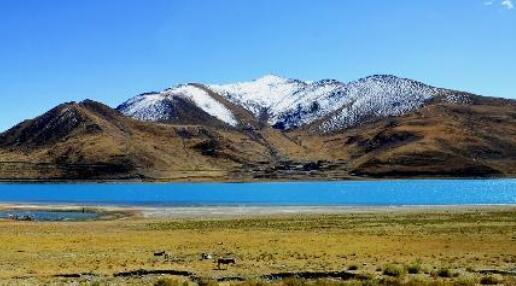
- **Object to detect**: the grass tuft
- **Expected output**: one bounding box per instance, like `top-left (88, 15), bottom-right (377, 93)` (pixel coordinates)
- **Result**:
top-left (382, 264), bottom-right (405, 277)
top-left (436, 268), bottom-right (452, 278)
top-left (406, 263), bottom-right (422, 274)
top-left (479, 275), bottom-right (501, 285)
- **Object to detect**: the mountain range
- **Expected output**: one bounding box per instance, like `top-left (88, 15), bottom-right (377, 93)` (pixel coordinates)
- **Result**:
top-left (0, 75), bottom-right (515, 181)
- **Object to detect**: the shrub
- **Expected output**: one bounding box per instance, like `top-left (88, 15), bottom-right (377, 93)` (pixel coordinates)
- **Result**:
top-left (348, 264), bottom-right (359, 271)
top-left (406, 263), bottom-right (422, 274)
top-left (480, 275), bottom-right (501, 285)
top-left (437, 268), bottom-right (452, 278)
top-left (382, 264), bottom-right (405, 277)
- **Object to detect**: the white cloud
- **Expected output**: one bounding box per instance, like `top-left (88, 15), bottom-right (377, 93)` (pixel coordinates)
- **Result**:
top-left (484, 0), bottom-right (494, 5)
top-left (501, 0), bottom-right (514, 9)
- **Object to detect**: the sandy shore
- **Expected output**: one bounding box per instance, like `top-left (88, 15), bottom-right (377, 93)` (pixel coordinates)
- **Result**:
top-left (137, 204), bottom-right (516, 218)
top-left (1, 203), bottom-right (514, 219)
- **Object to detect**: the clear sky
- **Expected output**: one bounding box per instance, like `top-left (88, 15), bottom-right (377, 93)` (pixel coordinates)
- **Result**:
top-left (0, 0), bottom-right (515, 132)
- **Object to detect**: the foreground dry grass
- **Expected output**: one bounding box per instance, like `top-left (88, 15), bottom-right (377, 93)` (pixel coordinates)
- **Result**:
top-left (0, 207), bottom-right (514, 285)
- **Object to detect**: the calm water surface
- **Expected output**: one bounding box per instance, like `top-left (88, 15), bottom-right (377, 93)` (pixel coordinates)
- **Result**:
top-left (0, 210), bottom-right (98, 221)
top-left (0, 179), bottom-right (514, 206)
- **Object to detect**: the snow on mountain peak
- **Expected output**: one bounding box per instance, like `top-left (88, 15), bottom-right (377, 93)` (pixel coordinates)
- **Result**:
top-left (314, 75), bottom-right (442, 132)
top-left (117, 84), bottom-right (238, 126)
top-left (254, 74), bottom-right (290, 84)
top-left (118, 74), bottom-right (462, 132)
top-left (208, 75), bottom-right (308, 118)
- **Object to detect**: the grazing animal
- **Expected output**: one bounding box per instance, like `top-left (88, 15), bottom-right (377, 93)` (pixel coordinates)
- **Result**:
top-left (153, 251), bottom-right (169, 260)
top-left (201, 253), bottom-right (213, 260)
top-left (217, 257), bottom-right (236, 269)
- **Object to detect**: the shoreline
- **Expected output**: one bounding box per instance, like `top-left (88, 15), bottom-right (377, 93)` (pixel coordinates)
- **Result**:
top-left (0, 176), bottom-right (515, 184)
top-left (1, 203), bottom-right (515, 219)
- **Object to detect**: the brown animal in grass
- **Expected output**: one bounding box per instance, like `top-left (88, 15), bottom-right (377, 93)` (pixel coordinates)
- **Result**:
top-left (217, 257), bottom-right (236, 269)
top-left (154, 251), bottom-right (169, 260)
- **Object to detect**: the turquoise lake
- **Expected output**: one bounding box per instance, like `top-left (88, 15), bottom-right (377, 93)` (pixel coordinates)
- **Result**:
top-left (0, 179), bottom-right (515, 206)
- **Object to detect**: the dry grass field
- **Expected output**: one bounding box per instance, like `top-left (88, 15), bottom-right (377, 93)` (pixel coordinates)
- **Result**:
top-left (0, 207), bottom-right (515, 285)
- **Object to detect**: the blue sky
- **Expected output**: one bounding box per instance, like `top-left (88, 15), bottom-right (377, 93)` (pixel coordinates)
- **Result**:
top-left (0, 0), bottom-right (515, 131)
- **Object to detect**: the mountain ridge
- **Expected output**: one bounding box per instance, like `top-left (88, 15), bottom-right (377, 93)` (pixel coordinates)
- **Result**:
top-left (0, 75), bottom-right (515, 182)
top-left (117, 74), bottom-right (474, 133)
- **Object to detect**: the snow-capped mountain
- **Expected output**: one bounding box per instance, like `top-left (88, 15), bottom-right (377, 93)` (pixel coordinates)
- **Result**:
top-left (305, 75), bottom-right (464, 132)
top-left (3, 78), bottom-right (515, 181)
top-left (117, 75), bottom-right (468, 132)
top-left (117, 84), bottom-right (238, 126)
top-left (209, 75), bottom-right (346, 129)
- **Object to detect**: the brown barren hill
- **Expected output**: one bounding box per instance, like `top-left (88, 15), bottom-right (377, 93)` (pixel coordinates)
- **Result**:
top-left (288, 95), bottom-right (516, 178)
top-left (0, 94), bottom-right (515, 182)
top-left (0, 100), bottom-right (271, 181)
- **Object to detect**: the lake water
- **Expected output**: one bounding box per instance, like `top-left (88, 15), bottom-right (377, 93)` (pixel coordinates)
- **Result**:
top-left (0, 179), bottom-right (515, 206)
top-left (0, 210), bottom-right (98, 221)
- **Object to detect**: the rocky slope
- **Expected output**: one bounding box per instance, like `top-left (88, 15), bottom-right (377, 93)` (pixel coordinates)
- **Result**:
top-left (0, 100), bottom-right (275, 181)
top-left (0, 75), bottom-right (515, 181)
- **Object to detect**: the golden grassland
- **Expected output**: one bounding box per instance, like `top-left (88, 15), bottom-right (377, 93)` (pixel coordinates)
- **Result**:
top-left (0, 207), bottom-right (515, 285)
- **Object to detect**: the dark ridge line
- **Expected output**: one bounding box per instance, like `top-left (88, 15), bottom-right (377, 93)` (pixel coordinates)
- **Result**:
top-left (113, 269), bottom-right (195, 278)
top-left (49, 268), bottom-right (516, 281)
top-left (53, 272), bottom-right (97, 278)
top-left (110, 268), bottom-right (363, 281)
